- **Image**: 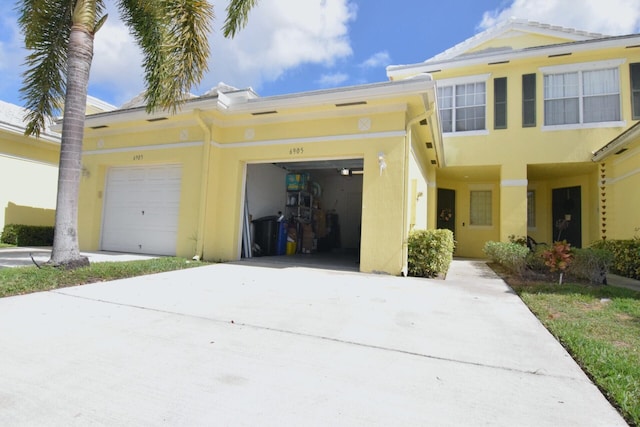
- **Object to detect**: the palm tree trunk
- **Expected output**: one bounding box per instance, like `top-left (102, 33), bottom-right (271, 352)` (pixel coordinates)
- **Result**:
top-left (50, 25), bottom-right (93, 268)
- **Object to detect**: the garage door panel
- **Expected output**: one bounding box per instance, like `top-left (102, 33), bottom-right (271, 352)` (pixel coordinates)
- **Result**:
top-left (101, 165), bottom-right (182, 255)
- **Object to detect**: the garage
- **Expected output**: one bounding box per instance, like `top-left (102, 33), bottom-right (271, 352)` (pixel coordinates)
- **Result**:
top-left (243, 159), bottom-right (363, 268)
top-left (101, 164), bottom-right (182, 255)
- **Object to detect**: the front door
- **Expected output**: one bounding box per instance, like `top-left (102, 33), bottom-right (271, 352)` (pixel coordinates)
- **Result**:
top-left (552, 186), bottom-right (582, 248)
top-left (437, 188), bottom-right (456, 236)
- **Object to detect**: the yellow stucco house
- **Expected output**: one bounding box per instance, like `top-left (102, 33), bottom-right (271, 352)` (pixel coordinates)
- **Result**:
top-left (76, 19), bottom-right (640, 273)
top-left (389, 18), bottom-right (640, 257)
top-left (77, 79), bottom-right (442, 275)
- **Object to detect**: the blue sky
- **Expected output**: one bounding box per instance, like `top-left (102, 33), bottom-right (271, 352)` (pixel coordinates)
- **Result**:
top-left (1, 0), bottom-right (640, 108)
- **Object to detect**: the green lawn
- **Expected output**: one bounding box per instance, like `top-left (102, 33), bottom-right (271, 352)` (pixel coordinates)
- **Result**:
top-left (507, 279), bottom-right (640, 426)
top-left (0, 257), bottom-right (209, 298)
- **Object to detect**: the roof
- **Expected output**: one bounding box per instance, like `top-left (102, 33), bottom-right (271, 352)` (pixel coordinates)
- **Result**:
top-left (427, 18), bottom-right (605, 64)
top-left (592, 121), bottom-right (640, 162)
top-left (0, 100), bottom-right (60, 143)
top-left (386, 19), bottom-right (626, 78)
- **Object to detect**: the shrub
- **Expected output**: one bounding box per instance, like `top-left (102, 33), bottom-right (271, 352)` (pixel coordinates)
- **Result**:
top-left (566, 247), bottom-right (613, 285)
top-left (0, 224), bottom-right (54, 246)
top-left (407, 229), bottom-right (455, 278)
top-left (542, 241), bottom-right (573, 284)
top-left (591, 239), bottom-right (640, 280)
top-left (525, 245), bottom-right (548, 273)
top-left (483, 241), bottom-right (529, 275)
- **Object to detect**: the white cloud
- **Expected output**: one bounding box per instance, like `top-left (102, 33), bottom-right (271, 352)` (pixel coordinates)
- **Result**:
top-left (480, 0), bottom-right (640, 35)
top-left (360, 51), bottom-right (391, 69)
top-left (88, 0), bottom-right (357, 104)
top-left (316, 72), bottom-right (349, 86)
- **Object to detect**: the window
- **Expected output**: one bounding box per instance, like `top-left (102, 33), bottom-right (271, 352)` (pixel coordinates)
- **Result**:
top-left (543, 67), bottom-right (620, 126)
top-left (438, 81), bottom-right (486, 133)
top-left (631, 63), bottom-right (640, 120)
top-left (494, 77), bottom-right (507, 129)
top-left (527, 190), bottom-right (536, 228)
top-left (470, 190), bottom-right (492, 226)
top-left (522, 74), bottom-right (536, 127)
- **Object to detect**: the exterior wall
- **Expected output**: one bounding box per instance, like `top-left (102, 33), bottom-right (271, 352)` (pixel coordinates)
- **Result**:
top-left (406, 37), bottom-right (640, 255)
top-left (79, 124), bottom-right (207, 257)
top-left (79, 101), bottom-right (436, 275)
top-left (0, 130), bottom-right (59, 231)
top-left (603, 140), bottom-right (640, 239)
top-left (203, 129), bottom-right (409, 274)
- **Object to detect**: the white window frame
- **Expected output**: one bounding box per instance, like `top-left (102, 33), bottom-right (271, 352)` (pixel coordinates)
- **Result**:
top-left (540, 59), bottom-right (626, 131)
top-left (437, 74), bottom-right (491, 136)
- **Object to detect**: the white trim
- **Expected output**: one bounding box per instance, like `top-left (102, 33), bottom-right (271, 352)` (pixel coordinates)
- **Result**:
top-left (436, 73), bottom-right (492, 87)
top-left (542, 121), bottom-right (626, 132)
top-left (501, 179), bottom-right (528, 187)
top-left (0, 152), bottom-right (58, 167)
top-left (83, 141), bottom-right (203, 155)
top-left (606, 167), bottom-right (640, 184)
top-left (212, 130), bottom-right (406, 149)
top-left (539, 58), bottom-right (626, 74)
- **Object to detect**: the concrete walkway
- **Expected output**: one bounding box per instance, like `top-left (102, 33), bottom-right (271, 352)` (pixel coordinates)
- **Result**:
top-left (0, 246), bottom-right (156, 268)
top-left (0, 259), bottom-right (628, 426)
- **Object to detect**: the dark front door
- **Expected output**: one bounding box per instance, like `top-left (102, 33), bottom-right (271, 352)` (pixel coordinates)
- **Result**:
top-left (437, 188), bottom-right (456, 236)
top-left (552, 186), bottom-right (582, 248)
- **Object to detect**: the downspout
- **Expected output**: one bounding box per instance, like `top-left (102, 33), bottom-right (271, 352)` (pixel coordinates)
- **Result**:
top-left (194, 109), bottom-right (212, 260)
top-left (402, 112), bottom-right (428, 276)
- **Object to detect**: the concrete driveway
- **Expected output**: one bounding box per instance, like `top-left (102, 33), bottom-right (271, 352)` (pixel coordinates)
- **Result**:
top-left (0, 260), bottom-right (627, 426)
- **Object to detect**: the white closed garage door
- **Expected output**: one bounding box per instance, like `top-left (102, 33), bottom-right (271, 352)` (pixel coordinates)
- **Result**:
top-left (101, 165), bottom-right (182, 255)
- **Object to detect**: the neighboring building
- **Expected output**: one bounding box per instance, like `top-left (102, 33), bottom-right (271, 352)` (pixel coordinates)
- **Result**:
top-left (0, 100), bottom-right (60, 232)
top-left (388, 19), bottom-right (640, 257)
top-left (76, 79), bottom-right (442, 275)
top-left (0, 97), bottom-right (116, 237)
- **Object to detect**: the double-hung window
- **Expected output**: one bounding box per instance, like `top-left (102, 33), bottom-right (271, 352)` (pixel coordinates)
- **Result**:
top-left (542, 60), bottom-right (623, 127)
top-left (437, 74), bottom-right (489, 133)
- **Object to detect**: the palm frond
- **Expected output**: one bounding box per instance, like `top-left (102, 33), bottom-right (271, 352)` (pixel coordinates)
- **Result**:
top-left (223, 0), bottom-right (258, 38)
top-left (119, 0), bottom-right (214, 113)
top-left (18, 0), bottom-right (73, 136)
top-left (18, 0), bottom-right (107, 137)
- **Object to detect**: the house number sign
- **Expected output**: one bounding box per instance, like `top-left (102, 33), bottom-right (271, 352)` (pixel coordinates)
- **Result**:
top-left (133, 154), bottom-right (143, 161)
top-left (289, 147), bottom-right (304, 155)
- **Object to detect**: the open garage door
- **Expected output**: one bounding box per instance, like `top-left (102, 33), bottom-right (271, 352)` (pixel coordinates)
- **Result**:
top-left (101, 165), bottom-right (182, 255)
top-left (244, 159), bottom-right (363, 270)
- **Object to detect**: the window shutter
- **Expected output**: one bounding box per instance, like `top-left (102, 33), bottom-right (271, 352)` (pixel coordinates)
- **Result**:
top-left (494, 77), bottom-right (507, 129)
top-left (631, 63), bottom-right (640, 120)
top-left (522, 74), bottom-right (536, 127)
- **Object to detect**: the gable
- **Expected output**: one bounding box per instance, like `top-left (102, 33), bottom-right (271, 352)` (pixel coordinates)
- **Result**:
top-left (427, 19), bottom-right (604, 63)
top-left (466, 31), bottom-right (578, 55)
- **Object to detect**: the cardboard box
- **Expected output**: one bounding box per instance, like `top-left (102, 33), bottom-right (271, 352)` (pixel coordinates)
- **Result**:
top-left (286, 173), bottom-right (309, 191)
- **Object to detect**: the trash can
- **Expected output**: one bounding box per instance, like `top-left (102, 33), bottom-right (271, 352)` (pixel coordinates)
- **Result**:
top-left (252, 216), bottom-right (279, 256)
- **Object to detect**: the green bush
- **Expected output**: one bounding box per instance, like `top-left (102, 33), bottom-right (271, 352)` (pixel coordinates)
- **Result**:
top-left (483, 241), bottom-right (529, 275)
top-left (567, 247), bottom-right (613, 285)
top-left (591, 239), bottom-right (640, 280)
top-left (407, 229), bottom-right (455, 278)
top-left (525, 245), bottom-right (548, 273)
top-left (0, 224), bottom-right (54, 246)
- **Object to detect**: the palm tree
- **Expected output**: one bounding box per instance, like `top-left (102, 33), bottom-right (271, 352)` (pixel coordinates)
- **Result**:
top-left (18, 0), bottom-right (257, 268)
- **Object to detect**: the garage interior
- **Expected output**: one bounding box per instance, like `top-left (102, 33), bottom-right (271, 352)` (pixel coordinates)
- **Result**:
top-left (243, 159), bottom-right (364, 270)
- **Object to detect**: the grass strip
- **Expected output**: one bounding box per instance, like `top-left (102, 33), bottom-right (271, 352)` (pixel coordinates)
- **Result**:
top-left (509, 281), bottom-right (640, 426)
top-left (0, 257), bottom-right (208, 298)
